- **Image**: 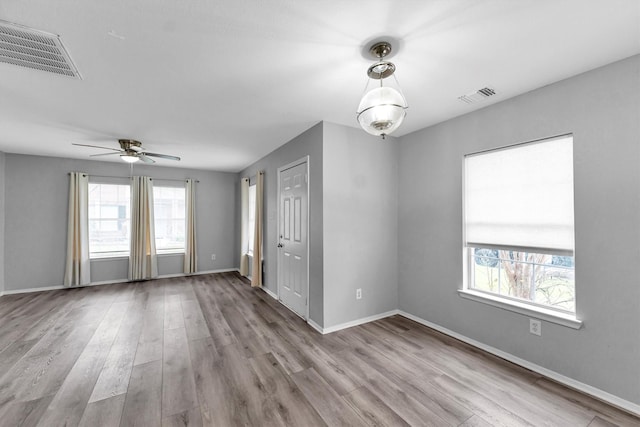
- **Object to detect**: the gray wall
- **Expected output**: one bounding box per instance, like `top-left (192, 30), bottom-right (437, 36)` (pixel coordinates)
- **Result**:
top-left (239, 123), bottom-right (324, 325)
top-left (398, 55), bottom-right (640, 403)
top-left (0, 151), bottom-right (4, 294)
top-left (322, 123), bottom-right (398, 328)
top-left (4, 154), bottom-right (237, 291)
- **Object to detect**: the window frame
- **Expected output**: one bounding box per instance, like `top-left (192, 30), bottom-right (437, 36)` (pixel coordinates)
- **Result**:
top-left (88, 181), bottom-right (131, 259)
top-left (247, 183), bottom-right (256, 255)
top-left (460, 135), bottom-right (582, 329)
top-left (153, 185), bottom-right (187, 255)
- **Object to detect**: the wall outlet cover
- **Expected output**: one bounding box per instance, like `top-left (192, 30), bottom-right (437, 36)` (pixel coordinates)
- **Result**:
top-left (530, 319), bottom-right (542, 336)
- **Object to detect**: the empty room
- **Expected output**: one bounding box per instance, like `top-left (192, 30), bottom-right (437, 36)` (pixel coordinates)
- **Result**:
top-left (0, 1), bottom-right (639, 426)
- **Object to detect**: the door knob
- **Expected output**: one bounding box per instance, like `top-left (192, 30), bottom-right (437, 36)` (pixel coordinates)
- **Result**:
top-left (277, 243), bottom-right (283, 248)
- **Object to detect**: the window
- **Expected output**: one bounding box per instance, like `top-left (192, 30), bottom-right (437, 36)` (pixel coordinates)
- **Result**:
top-left (470, 249), bottom-right (575, 312)
top-left (88, 183), bottom-right (130, 257)
top-left (247, 184), bottom-right (256, 254)
top-left (463, 135), bottom-right (576, 316)
top-left (153, 186), bottom-right (186, 253)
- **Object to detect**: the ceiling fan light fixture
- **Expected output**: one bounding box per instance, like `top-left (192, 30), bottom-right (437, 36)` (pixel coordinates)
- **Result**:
top-left (73, 139), bottom-right (180, 163)
top-left (120, 153), bottom-right (139, 163)
top-left (356, 40), bottom-right (408, 139)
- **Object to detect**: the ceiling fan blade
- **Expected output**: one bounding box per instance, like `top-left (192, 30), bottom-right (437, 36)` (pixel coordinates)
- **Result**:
top-left (142, 152), bottom-right (181, 161)
top-left (139, 154), bottom-right (156, 164)
top-left (72, 143), bottom-right (121, 152)
top-left (90, 152), bottom-right (122, 157)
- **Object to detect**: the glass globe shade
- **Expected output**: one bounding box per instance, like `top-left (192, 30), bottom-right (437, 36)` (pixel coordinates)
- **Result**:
top-left (357, 86), bottom-right (407, 137)
top-left (120, 154), bottom-right (139, 163)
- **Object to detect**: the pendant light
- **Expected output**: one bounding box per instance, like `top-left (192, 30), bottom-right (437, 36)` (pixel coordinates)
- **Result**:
top-left (357, 41), bottom-right (408, 139)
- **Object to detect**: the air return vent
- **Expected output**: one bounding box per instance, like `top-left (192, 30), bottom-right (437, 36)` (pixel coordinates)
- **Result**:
top-left (458, 87), bottom-right (496, 104)
top-left (0, 20), bottom-right (81, 79)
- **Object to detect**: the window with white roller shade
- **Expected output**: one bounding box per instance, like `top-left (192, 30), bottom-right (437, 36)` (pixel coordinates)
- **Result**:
top-left (463, 135), bottom-right (577, 315)
top-left (464, 135), bottom-right (575, 255)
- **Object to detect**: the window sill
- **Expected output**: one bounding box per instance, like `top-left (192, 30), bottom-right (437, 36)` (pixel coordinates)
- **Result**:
top-left (458, 289), bottom-right (583, 329)
top-left (157, 251), bottom-right (185, 257)
top-left (91, 253), bottom-right (128, 260)
top-left (91, 251), bottom-right (184, 260)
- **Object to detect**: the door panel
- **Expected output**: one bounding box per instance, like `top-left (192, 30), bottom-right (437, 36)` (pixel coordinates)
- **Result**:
top-left (278, 161), bottom-right (308, 318)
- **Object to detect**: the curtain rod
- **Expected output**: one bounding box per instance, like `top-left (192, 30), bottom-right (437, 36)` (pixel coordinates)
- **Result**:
top-left (69, 173), bottom-right (199, 183)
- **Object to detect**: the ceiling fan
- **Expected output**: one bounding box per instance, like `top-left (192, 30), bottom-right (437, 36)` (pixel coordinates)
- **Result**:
top-left (72, 139), bottom-right (181, 164)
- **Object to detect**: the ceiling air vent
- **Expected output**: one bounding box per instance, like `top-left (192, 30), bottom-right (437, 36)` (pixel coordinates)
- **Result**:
top-left (458, 87), bottom-right (496, 104)
top-left (0, 20), bottom-right (81, 79)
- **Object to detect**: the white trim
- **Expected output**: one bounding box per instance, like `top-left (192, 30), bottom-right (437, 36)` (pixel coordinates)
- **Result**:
top-left (276, 156), bottom-right (309, 320)
top-left (1, 284), bottom-right (73, 295)
top-left (91, 251), bottom-right (186, 261)
top-left (0, 268), bottom-right (240, 296)
top-left (312, 310), bottom-right (400, 335)
top-left (156, 251), bottom-right (185, 257)
top-left (261, 286), bottom-right (278, 300)
top-left (458, 289), bottom-right (582, 329)
top-left (307, 318), bottom-right (324, 334)
top-left (398, 310), bottom-right (640, 417)
top-left (90, 253), bottom-right (128, 260)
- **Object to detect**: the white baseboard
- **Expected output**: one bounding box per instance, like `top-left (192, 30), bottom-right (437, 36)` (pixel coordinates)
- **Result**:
top-left (1, 284), bottom-right (71, 295)
top-left (313, 309), bottom-right (400, 334)
top-left (397, 310), bottom-right (640, 417)
top-left (307, 318), bottom-right (324, 334)
top-left (0, 268), bottom-right (240, 296)
top-left (261, 286), bottom-right (278, 300)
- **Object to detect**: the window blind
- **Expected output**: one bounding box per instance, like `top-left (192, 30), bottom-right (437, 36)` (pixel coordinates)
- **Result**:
top-left (464, 135), bottom-right (574, 255)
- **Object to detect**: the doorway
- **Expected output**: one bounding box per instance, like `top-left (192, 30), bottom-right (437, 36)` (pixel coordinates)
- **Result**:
top-left (277, 157), bottom-right (309, 319)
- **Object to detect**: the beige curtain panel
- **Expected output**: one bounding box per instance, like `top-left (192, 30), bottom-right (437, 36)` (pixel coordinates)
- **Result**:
top-left (129, 176), bottom-right (158, 281)
top-left (184, 178), bottom-right (197, 274)
top-left (251, 171), bottom-right (264, 288)
top-left (239, 177), bottom-right (250, 276)
top-left (63, 172), bottom-right (91, 287)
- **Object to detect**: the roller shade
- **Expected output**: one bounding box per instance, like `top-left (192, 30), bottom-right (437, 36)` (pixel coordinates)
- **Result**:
top-left (464, 135), bottom-right (574, 255)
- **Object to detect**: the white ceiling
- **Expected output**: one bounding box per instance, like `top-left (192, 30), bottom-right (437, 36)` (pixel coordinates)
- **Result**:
top-left (1, 0), bottom-right (638, 172)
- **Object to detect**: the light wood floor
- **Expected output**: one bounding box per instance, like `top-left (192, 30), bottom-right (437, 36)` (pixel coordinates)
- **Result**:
top-left (0, 272), bottom-right (637, 427)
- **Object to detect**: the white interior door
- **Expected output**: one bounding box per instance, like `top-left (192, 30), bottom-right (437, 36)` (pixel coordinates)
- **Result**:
top-left (277, 159), bottom-right (308, 319)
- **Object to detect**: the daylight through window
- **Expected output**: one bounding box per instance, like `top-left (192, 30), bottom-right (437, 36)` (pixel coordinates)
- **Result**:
top-left (247, 184), bottom-right (256, 254)
top-left (153, 186), bottom-right (186, 253)
top-left (464, 135), bottom-right (575, 312)
top-left (88, 183), bottom-right (131, 257)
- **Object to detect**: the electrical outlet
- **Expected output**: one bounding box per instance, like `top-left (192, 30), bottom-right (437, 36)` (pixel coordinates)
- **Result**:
top-left (529, 319), bottom-right (541, 336)
top-left (211, 254), bottom-right (216, 261)
top-left (356, 288), bottom-right (362, 300)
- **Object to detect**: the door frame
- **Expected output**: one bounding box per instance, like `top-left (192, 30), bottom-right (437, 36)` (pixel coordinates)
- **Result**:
top-left (276, 156), bottom-right (310, 321)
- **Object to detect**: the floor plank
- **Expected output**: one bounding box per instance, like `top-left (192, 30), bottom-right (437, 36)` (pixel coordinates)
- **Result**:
top-left (336, 348), bottom-right (453, 426)
top-left (291, 367), bottom-right (367, 427)
top-left (162, 327), bottom-right (199, 418)
top-left (0, 272), bottom-right (637, 427)
top-left (132, 293), bottom-right (165, 366)
top-left (248, 352), bottom-right (326, 426)
top-left (89, 296), bottom-right (146, 403)
top-left (37, 301), bottom-right (129, 426)
top-left (162, 407), bottom-right (203, 427)
top-left (343, 386), bottom-right (411, 427)
top-left (120, 360), bottom-right (163, 426)
top-left (78, 394), bottom-right (125, 427)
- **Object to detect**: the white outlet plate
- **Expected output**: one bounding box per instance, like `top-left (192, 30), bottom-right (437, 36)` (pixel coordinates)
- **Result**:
top-left (211, 254), bottom-right (216, 260)
top-left (530, 319), bottom-right (542, 336)
top-left (356, 288), bottom-right (362, 300)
